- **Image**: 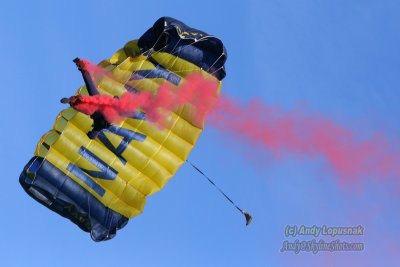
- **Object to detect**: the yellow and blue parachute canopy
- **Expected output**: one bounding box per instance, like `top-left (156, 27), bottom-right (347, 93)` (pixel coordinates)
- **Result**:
top-left (20, 17), bottom-right (227, 241)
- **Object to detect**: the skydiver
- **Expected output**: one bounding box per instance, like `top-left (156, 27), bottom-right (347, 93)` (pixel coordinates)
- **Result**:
top-left (60, 96), bottom-right (110, 139)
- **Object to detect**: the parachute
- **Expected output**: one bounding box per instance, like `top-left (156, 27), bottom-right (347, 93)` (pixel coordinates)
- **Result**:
top-left (20, 17), bottom-right (227, 241)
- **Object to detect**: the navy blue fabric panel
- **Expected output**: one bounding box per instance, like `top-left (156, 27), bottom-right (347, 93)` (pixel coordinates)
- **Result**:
top-left (138, 17), bottom-right (227, 80)
top-left (164, 40), bottom-right (224, 78)
top-left (130, 68), bottom-right (181, 86)
top-left (77, 147), bottom-right (118, 180)
top-left (66, 163), bottom-right (106, 197)
top-left (20, 156), bottom-right (129, 241)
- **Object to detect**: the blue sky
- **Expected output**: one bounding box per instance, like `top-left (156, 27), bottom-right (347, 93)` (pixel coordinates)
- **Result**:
top-left (1, 0), bottom-right (400, 266)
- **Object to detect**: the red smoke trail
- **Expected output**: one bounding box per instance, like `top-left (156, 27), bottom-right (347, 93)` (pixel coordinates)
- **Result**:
top-left (70, 73), bottom-right (219, 127)
top-left (78, 58), bottom-right (110, 78)
top-left (209, 96), bottom-right (400, 181)
top-left (73, 60), bottom-right (400, 181)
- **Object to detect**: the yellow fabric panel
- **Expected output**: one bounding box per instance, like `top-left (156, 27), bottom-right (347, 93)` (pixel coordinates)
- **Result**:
top-left (53, 127), bottom-right (145, 208)
top-left (37, 117), bottom-right (148, 218)
top-left (151, 52), bottom-right (219, 81)
top-left (96, 77), bottom-right (126, 97)
top-left (122, 40), bottom-right (141, 58)
top-left (35, 38), bottom-right (221, 219)
top-left (103, 40), bottom-right (141, 67)
top-left (66, 112), bottom-right (171, 193)
top-left (44, 142), bottom-right (144, 218)
top-left (149, 52), bottom-right (222, 128)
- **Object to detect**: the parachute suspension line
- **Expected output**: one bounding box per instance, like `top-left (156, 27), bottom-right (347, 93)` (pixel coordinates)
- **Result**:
top-left (186, 160), bottom-right (252, 226)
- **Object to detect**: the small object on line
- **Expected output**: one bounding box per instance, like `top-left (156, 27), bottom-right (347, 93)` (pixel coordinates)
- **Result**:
top-left (186, 160), bottom-right (252, 226)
